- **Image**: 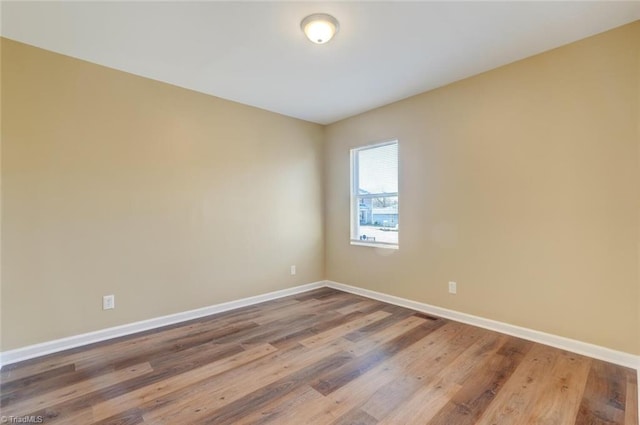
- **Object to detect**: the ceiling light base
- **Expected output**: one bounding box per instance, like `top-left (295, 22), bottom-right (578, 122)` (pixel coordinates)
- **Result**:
top-left (301, 13), bottom-right (339, 44)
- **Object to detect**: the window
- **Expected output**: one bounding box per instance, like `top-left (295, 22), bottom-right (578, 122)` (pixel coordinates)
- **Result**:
top-left (351, 140), bottom-right (398, 248)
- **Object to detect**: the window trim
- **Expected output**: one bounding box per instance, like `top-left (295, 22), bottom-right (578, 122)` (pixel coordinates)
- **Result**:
top-left (350, 139), bottom-right (399, 249)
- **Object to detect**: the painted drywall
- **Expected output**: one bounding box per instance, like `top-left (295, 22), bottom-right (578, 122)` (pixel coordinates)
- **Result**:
top-left (0, 38), bottom-right (4, 353)
top-left (2, 22), bottom-right (639, 357)
top-left (325, 22), bottom-right (640, 354)
top-left (1, 38), bottom-right (324, 351)
top-left (637, 25), bottom-right (640, 361)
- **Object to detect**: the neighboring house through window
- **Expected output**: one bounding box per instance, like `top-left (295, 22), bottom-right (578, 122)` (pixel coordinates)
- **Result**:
top-left (350, 140), bottom-right (398, 248)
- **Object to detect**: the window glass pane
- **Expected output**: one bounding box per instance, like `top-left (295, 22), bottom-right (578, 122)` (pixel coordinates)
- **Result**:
top-left (351, 141), bottom-right (399, 248)
top-left (358, 143), bottom-right (398, 194)
top-left (356, 195), bottom-right (398, 245)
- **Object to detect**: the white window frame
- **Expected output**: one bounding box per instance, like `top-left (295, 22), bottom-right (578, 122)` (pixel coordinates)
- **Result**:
top-left (350, 140), bottom-right (399, 249)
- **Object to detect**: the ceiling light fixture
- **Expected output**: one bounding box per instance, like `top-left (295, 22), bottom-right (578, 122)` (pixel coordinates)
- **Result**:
top-left (301, 13), bottom-right (339, 44)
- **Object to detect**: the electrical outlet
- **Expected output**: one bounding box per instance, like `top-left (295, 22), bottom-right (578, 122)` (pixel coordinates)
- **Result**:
top-left (290, 265), bottom-right (296, 275)
top-left (103, 294), bottom-right (115, 310)
top-left (448, 281), bottom-right (457, 294)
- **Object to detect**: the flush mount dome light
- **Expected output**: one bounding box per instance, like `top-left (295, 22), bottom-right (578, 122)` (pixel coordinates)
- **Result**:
top-left (301, 13), bottom-right (339, 44)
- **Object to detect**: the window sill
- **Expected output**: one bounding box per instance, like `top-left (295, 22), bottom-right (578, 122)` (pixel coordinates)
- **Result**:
top-left (350, 241), bottom-right (399, 250)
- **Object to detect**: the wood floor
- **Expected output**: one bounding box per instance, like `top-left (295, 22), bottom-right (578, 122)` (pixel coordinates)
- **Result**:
top-left (1, 288), bottom-right (637, 424)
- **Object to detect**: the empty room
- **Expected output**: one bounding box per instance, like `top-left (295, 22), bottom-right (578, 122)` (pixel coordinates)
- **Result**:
top-left (1, 1), bottom-right (639, 424)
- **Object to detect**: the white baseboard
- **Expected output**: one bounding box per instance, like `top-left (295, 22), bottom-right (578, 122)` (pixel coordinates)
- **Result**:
top-left (325, 280), bottom-right (640, 370)
top-left (0, 281), bottom-right (325, 369)
top-left (2, 279), bottom-right (638, 373)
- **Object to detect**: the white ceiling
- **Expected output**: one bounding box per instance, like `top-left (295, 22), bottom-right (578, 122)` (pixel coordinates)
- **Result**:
top-left (2, 1), bottom-right (640, 124)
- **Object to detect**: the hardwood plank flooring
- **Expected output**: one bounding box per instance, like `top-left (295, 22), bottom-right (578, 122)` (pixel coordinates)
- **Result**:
top-left (0, 288), bottom-right (637, 424)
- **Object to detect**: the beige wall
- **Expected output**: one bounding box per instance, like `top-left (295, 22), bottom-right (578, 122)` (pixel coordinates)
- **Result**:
top-left (2, 22), bottom-right (639, 356)
top-left (325, 22), bottom-right (640, 354)
top-left (1, 39), bottom-right (325, 351)
top-left (637, 24), bottom-right (640, 358)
